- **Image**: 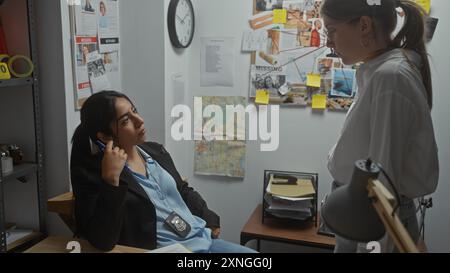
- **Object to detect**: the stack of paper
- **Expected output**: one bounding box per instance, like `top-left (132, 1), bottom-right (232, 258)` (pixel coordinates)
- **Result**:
top-left (266, 174), bottom-right (316, 198)
top-left (265, 174), bottom-right (316, 220)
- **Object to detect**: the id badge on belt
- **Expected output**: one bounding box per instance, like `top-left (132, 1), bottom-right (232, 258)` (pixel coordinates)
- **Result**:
top-left (165, 211), bottom-right (191, 238)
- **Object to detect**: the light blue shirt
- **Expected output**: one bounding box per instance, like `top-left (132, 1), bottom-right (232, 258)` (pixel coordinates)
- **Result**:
top-left (131, 147), bottom-right (212, 252)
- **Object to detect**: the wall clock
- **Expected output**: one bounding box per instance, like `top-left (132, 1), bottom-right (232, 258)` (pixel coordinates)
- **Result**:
top-left (168, 0), bottom-right (195, 48)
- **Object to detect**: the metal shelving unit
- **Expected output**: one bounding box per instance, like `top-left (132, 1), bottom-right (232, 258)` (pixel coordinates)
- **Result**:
top-left (0, 77), bottom-right (34, 88)
top-left (0, 0), bottom-right (47, 253)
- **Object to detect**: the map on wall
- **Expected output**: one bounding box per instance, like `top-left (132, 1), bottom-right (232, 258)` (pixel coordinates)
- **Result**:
top-left (194, 96), bottom-right (247, 178)
top-left (194, 140), bottom-right (246, 178)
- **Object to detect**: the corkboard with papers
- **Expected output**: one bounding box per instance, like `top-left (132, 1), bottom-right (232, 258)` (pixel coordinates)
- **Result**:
top-left (247, 0), bottom-right (357, 110)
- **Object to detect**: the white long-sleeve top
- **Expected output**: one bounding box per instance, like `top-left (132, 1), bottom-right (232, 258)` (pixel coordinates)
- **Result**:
top-left (328, 48), bottom-right (439, 198)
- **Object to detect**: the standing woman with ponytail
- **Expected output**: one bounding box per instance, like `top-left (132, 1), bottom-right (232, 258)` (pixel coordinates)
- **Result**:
top-left (322, 0), bottom-right (439, 252)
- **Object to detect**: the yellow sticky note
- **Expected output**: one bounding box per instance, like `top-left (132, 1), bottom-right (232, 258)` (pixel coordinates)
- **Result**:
top-left (312, 94), bottom-right (327, 109)
top-left (273, 9), bottom-right (287, 24)
top-left (255, 89), bottom-right (270, 105)
top-left (307, 74), bottom-right (321, 88)
top-left (0, 62), bottom-right (11, 80)
top-left (414, 0), bottom-right (431, 14)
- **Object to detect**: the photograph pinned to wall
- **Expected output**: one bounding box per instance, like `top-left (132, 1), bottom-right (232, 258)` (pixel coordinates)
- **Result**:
top-left (267, 29), bottom-right (281, 55)
top-left (282, 1), bottom-right (303, 29)
top-left (98, 0), bottom-right (120, 53)
top-left (321, 78), bottom-right (332, 94)
top-left (75, 0), bottom-right (98, 36)
top-left (101, 51), bottom-right (119, 73)
top-left (255, 0), bottom-right (284, 12)
top-left (309, 18), bottom-right (325, 47)
top-left (286, 84), bottom-right (310, 105)
top-left (250, 65), bottom-right (287, 98)
top-left (83, 0), bottom-right (96, 13)
top-left (315, 57), bottom-right (333, 79)
top-left (305, 0), bottom-right (322, 19)
top-left (330, 68), bottom-right (356, 98)
top-left (86, 51), bottom-right (111, 93)
top-left (250, 64), bottom-right (310, 105)
top-left (74, 36), bottom-right (98, 110)
top-left (303, 0), bottom-right (317, 11)
top-left (249, 11), bottom-right (276, 31)
top-left (101, 51), bottom-right (121, 90)
top-left (327, 68), bottom-right (356, 109)
top-left (242, 30), bottom-right (268, 52)
top-left (297, 31), bottom-right (311, 47)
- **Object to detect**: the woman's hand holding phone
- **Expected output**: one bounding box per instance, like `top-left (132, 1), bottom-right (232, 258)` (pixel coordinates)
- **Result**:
top-left (101, 140), bottom-right (127, 187)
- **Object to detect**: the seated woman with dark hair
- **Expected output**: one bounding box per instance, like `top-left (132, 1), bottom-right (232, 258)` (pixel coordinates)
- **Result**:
top-left (70, 90), bottom-right (256, 253)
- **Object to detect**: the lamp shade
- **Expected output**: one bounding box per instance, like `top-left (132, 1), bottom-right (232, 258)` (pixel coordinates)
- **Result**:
top-left (322, 160), bottom-right (386, 242)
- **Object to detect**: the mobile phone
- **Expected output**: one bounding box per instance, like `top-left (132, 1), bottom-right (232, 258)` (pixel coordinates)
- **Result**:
top-left (95, 139), bottom-right (133, 173)
top-left (95, 140), bottom-right (106, 152)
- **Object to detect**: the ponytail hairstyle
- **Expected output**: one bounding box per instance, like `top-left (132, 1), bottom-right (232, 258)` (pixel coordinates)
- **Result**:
top-left (321, 0), bottom-right (433, 109)
top-left (71, 90), bottom-right (134, 163)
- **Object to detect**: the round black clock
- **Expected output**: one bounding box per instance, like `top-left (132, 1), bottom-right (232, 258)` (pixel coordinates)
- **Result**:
top-left (167, 0), bottom-right (195, 48)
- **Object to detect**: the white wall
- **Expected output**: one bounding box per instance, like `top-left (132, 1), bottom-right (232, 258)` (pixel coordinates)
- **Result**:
top-left (120, 0), bottom-right (165, 145)
top-left (34, 0), bottom-right (81, 236)
top-left (163, 0), bottom-right (450, 252)
top-left (164, 0), bottom-right (190, 176)
top-left (423, 0), bottom-right (450, 253)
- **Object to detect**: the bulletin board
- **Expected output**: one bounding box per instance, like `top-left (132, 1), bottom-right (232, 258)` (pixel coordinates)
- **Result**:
top-left (247, 0), bottom-right (357, 111)
top-left (68, 0), bottom-right (122, 110)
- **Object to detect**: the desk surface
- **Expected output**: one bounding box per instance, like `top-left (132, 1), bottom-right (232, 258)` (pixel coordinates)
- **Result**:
top-left (25, 236), bottom-right (148, 253)
top-left (241, 205), bottom-right (336, 249)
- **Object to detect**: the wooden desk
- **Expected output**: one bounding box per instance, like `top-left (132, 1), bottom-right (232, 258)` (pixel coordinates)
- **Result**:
top-left (25, 236), bottom-right (148, 253)
top-left (240, 205), bottom-right (336, 252)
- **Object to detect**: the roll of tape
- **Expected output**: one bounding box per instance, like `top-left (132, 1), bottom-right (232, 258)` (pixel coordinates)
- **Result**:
top-left (8, 55), bottom-right (34, 78)
top-left (0, 54), bottom-right (10, 63)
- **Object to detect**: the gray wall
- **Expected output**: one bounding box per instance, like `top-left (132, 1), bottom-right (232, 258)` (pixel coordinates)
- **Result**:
top-left (120, 0), bottom-right (165, 145)
top-left (423, 0), bottom-right (450, 253)
top-left (35, 0), bottom-right (72, 236)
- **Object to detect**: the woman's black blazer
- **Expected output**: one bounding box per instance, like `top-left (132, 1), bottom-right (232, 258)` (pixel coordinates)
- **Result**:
top-left (70, 142), bottom-right (220, 251)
